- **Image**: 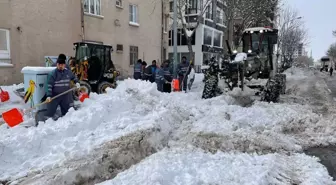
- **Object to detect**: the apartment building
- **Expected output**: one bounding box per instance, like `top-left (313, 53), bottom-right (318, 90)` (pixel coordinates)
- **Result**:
top-left (167, 0), bottom-right (226, 72)
top-left (0, 0), bottom-right (167, 85)
top-left (293, 43), bottom-right (304, 58)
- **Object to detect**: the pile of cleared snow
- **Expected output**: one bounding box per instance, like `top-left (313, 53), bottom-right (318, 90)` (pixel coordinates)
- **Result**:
top-left (284, 67), bottom-right (312, 81)
top-left (0, 83), bottom-right (26, 113)
top-left (97, 148), bottom-right (335, 185)
top-left (0, 73), bottom-right (332, 182)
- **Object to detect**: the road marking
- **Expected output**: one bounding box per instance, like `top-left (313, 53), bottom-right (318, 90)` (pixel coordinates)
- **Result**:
top-left (328, 89), bottom-right (332, 93)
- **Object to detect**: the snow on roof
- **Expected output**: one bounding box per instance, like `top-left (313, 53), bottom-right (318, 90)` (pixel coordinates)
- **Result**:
top-left (244, 27), bottom-right (273, 33)
top-left (21, 66), bottom-right (56, 74)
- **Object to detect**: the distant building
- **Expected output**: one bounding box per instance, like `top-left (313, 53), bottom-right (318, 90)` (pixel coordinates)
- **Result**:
top-left (167, 0), bottom-right (226, 72)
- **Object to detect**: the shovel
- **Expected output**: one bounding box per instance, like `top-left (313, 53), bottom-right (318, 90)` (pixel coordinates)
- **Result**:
top-left (1, 87), bottom-right (84, 127)
top-left (0, 87), bottom-right (10, 102)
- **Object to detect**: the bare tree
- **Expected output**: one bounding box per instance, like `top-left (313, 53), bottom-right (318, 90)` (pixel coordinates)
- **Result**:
top-left (166, 0), bottom-right (212, 61)
top-left (276, 5), bottom-right (308, 71)
top-left (224, 0), bottom-right (279, 49)
top-left (327, 43), bottom-right (336, 65)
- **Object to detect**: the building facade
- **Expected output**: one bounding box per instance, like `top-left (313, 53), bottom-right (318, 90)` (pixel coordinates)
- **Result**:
top-left (167, 0), bottom-right (226, 72)
top-left (0, 0), bottom-right (167, 85)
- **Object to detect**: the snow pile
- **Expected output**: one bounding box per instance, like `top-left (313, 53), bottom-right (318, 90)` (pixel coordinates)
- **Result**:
top-left (0, 80), bottom-right (173, 180)
top-left (0, 72), bottom-right (334, 183)
top-left (97, 147), bottom-right (335, 185)
top-left (0, 83), bottom-right (25, 113)
top-left (284, 67), bottom-right (312, 81)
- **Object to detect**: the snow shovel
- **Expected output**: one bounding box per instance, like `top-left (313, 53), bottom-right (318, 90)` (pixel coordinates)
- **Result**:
top-left (1, 87), bottom-right (78, 128)
top-left (0, 87), bottom-right (10, 102)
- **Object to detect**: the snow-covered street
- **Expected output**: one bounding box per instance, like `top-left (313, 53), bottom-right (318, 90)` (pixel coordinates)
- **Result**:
top-left (1, 68), bottom-right (336, 185)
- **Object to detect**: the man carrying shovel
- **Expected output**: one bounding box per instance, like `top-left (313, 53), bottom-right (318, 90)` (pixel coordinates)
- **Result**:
top-left (45, 54), bottom-right (80, 120)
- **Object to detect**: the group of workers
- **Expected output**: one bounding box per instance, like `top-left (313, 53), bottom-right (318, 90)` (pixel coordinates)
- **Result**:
top-left (133, 56), bottom-right (194, 93)
top-left (42, 54), bottom-right (220, 123)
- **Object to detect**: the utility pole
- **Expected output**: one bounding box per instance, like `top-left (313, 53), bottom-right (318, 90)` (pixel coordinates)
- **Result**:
top-left (173, 0), bottom-right (178, 77)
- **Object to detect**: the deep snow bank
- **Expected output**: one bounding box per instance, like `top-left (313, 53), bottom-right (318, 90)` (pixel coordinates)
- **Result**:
top-left (0, 73), bottom-right (334, 184)
top-left (97, 147), bottom-right (335, 185)
top-left (0, 83), bottom-right (25, 113)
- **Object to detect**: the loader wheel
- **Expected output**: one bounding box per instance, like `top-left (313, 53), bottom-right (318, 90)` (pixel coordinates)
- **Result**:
top-left (261, 78), bottom-right (281, 103)
top-left (97, 81), bottom-right (116, 94)
top-left (73, 81), bottom-right (91, 101)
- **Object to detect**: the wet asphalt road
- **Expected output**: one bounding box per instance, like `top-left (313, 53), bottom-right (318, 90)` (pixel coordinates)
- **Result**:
top-left (304, 72), bottom-right (336, 180)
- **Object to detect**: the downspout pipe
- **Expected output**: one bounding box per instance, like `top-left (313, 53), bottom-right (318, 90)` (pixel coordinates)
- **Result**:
top-left (161, 0), bottom-right (164, 63)
top-left (80, 1), bottom-right (85, 41)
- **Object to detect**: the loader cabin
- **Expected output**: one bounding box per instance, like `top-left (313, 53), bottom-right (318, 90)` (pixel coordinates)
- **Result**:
top-left (242, 27), bottom-right (278, 56)
top-left (72, 42), bottom-right (115, 82)
top-left (320, 56), bottom-right (330, 72)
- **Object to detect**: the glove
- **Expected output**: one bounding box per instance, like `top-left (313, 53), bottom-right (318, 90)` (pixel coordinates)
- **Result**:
top-left (46, 97), bottom-right (51, 103)
top-left (76, 83), bottom-right (81, 88)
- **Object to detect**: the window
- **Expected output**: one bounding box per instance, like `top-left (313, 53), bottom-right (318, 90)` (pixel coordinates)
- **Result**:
top-left (203, 27), bottom-right (213, 45)
top-left (83, 0), bottom-right (101, 16)
top-left (116, 0), bottom-right (122, 7)
top-left (0, 29), bottom-right (10, 59)
top-left (216, 10), bottom-right (223, 24)
top-left (129, 4), bottom-right (138, 24)
top-left (205, 4), bottom-right (212, 20)
top-left (213, 31), bottom-right (222, 47)
top-left (169, 1), bottom-right (173, 12)
top-left (168, 29), bottom-right (196, 46)
top-left (130, 46), bottom-right (138, 65)
top-left (186, 0), bottom-right (197, 14)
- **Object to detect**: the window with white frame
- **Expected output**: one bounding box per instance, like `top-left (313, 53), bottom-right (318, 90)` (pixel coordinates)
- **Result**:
top-left (83, 0), bottom-right (101, 16)
top-left (205, 3), bottom-right (212, 20)
top-left (116, 0), bottom-right (122, 7)
top-left (213, 31), bottom-right (222, 47)
top-left (130, 46), bottom-right (138, 65)
top-left (216, 9), bottom-right (223, 24)
top-left (0, 29), bottom-right (10, 59)
top-left (129, 4), bottom-right (138, 24)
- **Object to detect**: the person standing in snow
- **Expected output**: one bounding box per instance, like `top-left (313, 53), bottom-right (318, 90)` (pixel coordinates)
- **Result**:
top-left (141, 61), bottom-right (147, 80)
top-left (149, 60), bottom-right (158, 83)
top-left (202, 57), bottom-right (222, 99)
top-left (330, 67), bottom-right (333, 76)
top-left (45, 55), bottom-right (80, 120)
top-left (162, 60), bottom-right (173, 93)
top-left (155, 64), bottom-right (165, 92)
top-left (133, 59), bottom-right (142, 80)
top-left (177, 56), bottom-right (190, 92)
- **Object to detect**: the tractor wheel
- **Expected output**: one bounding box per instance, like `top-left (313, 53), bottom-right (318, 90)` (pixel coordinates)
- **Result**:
top-left (73, 81), bottom-right (92, 101)
top-left (97, 81), bottom-right (116, 94)
top-left (261, 78), bottom-right (281, 103)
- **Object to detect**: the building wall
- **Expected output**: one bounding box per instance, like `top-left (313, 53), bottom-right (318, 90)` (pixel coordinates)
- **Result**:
top-left (0, 0), bottom-right (82, 85)
top-left (83, 0), bottom-right (164, 77)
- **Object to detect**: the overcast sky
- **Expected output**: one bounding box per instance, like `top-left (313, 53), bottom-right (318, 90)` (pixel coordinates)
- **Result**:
top-left (285, 0), bottom-right (336, 60)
